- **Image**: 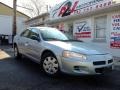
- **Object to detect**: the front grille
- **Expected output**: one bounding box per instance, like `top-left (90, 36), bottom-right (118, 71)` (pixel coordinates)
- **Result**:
top-left (108, 59), bottom-right (113, 64)
top-left (93, 61), bottom-right (106, 65)
top-left (95, 66), bottom-right (112, 73)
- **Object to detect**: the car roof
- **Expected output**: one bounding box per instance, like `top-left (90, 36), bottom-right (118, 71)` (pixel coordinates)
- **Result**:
top-left (29, 27), bottom-right (56, 30)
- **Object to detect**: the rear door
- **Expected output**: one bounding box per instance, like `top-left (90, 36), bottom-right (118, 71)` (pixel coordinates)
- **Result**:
top-left (17, 29), bottom-right (30, 55)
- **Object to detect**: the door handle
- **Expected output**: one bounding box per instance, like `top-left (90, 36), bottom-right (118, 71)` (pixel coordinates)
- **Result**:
top-left (25, 42), bottom-right (29, 46)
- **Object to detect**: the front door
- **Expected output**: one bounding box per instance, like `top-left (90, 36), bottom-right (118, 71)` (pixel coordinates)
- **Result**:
top-left (27, 28), bottom-right (42, 62)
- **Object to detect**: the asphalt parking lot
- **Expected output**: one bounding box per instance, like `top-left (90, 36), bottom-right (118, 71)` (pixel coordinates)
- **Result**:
top-left (0, 45), bottom-right (120, 90)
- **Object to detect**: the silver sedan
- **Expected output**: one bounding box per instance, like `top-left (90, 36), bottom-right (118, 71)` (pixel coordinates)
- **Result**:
top-left (13, 27), bottom-right (114, 76)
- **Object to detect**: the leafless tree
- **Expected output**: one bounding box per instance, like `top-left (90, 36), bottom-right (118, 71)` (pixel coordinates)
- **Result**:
top-left (21, 0), bottom-right (47, 17)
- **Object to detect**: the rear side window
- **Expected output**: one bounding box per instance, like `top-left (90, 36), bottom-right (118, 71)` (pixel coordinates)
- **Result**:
top-left (20, 29), bottom-right (30, 37)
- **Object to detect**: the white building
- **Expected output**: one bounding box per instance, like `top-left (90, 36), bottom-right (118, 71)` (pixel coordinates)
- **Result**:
top-left (25, 13), bottom-right (49, 27)
top-left (0, 2), bottom-right (29, 44)
top-left (47, 0), bottom-right (120, 57)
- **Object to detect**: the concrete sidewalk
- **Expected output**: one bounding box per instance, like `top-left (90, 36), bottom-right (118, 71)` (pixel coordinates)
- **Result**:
top-left (0, 45), bottom-right (14, 56)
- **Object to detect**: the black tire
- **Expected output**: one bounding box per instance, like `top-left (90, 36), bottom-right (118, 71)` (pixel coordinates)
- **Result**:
top-left (14, 45), bottom-right (22, 59)
top-left (41, 52), bottom-right (60, 76)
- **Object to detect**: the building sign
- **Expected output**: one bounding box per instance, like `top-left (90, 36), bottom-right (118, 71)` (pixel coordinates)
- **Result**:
top-left (75, 0), bottom-right (113, 15)
top-left (74, 19), bottom-right (91, 39)
top-left (110, 13), bottom-right (120, 48)
top-left (50, 0), bottom-right (116, 19)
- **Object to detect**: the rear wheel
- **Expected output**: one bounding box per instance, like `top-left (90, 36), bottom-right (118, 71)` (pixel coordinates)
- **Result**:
top-left (41, 52), bottom-right (60, 76)
top-left (14, 45), bottom-right (22, 59)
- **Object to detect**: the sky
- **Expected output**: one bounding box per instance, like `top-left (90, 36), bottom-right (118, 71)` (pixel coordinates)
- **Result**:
top-left (0, 0), bottom-right (66, 17)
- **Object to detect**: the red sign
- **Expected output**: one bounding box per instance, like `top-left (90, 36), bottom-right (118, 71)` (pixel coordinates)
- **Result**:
top-left (110, 13), bottom-right (120, 49)
top-left (75, 32), bottom-right (91, 38)
top-left (110, 41), bottom-right (120, 48)
top-left (58, 1), bottom-right (79, 17)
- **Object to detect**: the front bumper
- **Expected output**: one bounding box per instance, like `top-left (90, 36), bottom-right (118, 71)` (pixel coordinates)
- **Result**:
top-left (60, 56), bottom-right (114, 75)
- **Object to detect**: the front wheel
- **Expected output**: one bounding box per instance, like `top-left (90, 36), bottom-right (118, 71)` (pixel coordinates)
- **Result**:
top-left (41, 53), bottom-right (60, 76)
top-left (14, 45), bottom-right (22, 59)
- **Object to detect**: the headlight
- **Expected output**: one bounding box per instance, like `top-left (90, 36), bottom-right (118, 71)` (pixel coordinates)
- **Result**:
top-left (62, 51), bottom-right (87, 60)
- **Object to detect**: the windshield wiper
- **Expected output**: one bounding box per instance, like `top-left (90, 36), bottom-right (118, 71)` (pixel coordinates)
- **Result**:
top-left (44, 38), bottom-right (83, 42)
top-left (44, 38), bottom-right (62, 41)
top-left (61, 39), bottom-right (83, 42)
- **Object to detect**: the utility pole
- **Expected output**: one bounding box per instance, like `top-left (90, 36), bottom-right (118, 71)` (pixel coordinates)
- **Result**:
top-left (12, 0), bottom-right (17, 42)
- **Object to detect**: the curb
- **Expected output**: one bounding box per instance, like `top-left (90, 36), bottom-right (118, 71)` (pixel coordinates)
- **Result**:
top-left (1, 48), bottom-right (14, 52)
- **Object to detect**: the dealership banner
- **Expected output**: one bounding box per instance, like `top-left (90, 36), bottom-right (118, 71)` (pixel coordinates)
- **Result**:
top-left (110, 13), bottom-right (120, 48)
top-left (50, 0), bottom-right (117, 19)
top-left (73, 19), bottom-right (91, 39)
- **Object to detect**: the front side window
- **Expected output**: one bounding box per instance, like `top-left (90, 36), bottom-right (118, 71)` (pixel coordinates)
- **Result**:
top-left (20, 29), bottom-right (30, 37)
top-left (28, 28), bottom-right (40, 41)
top-left (94, 16), bottom-right (107, 39)
top-left (40, 28), bottom-right (69, 41)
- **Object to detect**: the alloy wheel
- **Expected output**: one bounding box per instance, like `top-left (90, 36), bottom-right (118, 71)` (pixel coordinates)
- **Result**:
top-left (43, 56), bottom-right (59, 75)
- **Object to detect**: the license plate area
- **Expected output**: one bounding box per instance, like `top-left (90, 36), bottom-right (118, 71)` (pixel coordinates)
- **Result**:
top-left (95, 66), bottom-right (112, 73)
top-left (103, 66), bottom-right (112, 73)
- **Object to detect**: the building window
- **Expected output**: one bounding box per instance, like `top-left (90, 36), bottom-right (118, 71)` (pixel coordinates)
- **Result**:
top-left (42, 17), bottom-right (45, 21)
top-left (94, 16), bottom-right (107, 41)
top-left (65, 23), bottom-right (73, 39)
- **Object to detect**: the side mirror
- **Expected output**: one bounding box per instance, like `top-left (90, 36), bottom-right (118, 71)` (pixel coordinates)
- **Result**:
top-left (30, 35), bottom-right (40, 42)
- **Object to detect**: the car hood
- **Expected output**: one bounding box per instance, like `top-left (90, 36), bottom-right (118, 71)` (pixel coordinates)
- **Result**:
top-left (46, 41), bottom-right (109, 55)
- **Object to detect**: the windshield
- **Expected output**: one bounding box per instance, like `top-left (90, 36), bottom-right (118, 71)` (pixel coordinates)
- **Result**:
top-left (40, 28), bottom-right (69, 41)
top-left (39, 28), bottom-right (83, 42)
